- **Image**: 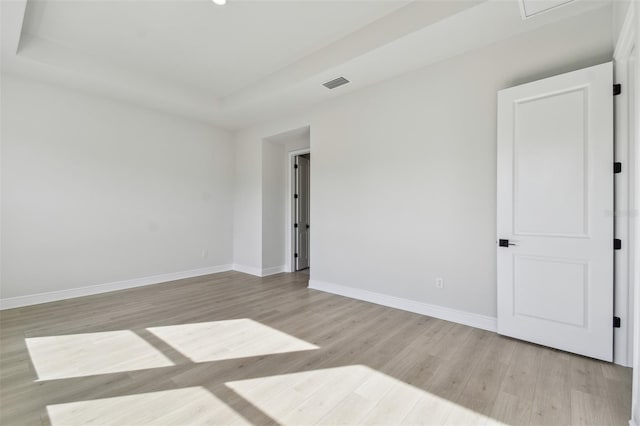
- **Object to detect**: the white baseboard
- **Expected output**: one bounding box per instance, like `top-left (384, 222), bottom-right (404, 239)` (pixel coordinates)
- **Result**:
top-left (261, 265), bottom-right (286, 276)
top-left (308, 280), bottom-right (497, 333)
top-left (0, 263), bottom-right (291, 310)
top-left (231, 264), bottom-right (263, 277)
top-left (629, 419), bottom-right (638, 426)
top-left (0, 264), bottom-right (233, 310)
top-left (231, 264), bottom-right (285, 277)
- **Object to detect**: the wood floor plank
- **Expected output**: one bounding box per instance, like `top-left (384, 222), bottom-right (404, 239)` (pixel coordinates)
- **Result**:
top-left (529, 348), bottom-right (572, 426)
top-left (455, 334), bottom-right (512, 417)
top-left (603, 377), bottom-right (633, 426)
top-left (570, 389), bottom-right (613, 426)
top-left (569, 355), bottom-right (610, 398)
top-left (0, 270), bottom-right (632, 426)
top-left (499, 342), bottom-right (542, 402)
top-left (490, 391), bottom-right (533, 426)
top-left (530, 372), bottom-right (571, 426)
top-left (358, 379), bottom-right (422, 425)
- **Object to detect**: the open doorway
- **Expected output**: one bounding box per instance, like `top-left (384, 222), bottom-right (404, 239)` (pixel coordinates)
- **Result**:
top-left (292, 153), bottom-right (310, 272)
top-left (263, 125), bottom-right (309, 275)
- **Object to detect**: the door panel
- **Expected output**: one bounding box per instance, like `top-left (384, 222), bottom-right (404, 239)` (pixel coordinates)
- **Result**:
top-left (295, 156), bottom-right (310, 270)
top-left (514, 88), bottom-right (588, 237)
top-left (497, 62), bottom-right (613, 361)
top-left (513, 256), bottom-right (587, 327)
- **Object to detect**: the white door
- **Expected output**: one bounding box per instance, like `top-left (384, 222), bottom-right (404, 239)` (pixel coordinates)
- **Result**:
top-left (497, 62), bottom-right (614, 361)
top-left (295, 156), bottom-right (310, 270)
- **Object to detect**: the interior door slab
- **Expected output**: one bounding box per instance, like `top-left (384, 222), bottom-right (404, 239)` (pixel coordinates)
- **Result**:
top-left (497, 62), bottom-right (614, 361)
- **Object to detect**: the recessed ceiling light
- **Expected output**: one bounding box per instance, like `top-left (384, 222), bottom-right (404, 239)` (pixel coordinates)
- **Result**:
top-left (212, 0), bottom-right (226, 5)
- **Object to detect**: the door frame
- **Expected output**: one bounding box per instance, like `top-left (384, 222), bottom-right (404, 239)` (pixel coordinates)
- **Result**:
top-left (286, 148), bottom-right (310, 273)
top-left (613, 1), bottom-right (637, 368)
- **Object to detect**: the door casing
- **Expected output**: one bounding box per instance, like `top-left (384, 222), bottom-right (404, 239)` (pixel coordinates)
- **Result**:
top-left (613, 2), bottom-right (637, 367)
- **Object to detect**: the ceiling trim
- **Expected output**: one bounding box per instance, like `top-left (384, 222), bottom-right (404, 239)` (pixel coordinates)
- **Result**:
top-left (518, 0), bottom-right (577, 19)
top-left (2, 0), bottom-right (27, 55)
top-left (1, 0), bottom-right (613, 130)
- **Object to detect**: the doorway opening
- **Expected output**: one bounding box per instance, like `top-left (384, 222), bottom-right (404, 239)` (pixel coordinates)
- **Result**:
top-left (264, 125), bottom-right (309, 276)
top-left (292, 152), bottom-right (310, 272)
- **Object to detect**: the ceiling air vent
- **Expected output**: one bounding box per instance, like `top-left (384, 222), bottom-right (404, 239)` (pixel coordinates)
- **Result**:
top-left (323, 77), bottom-right (350, 90)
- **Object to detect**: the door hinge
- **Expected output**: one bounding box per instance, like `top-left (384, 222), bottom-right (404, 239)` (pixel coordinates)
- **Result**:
top-left (614, 239), bottom-right (622, 250)
top-left (294, 164), bottom-right (298, 169)
top-left (294, 223), bottom-right (298, 228)
top-left (613, 84), bottom-right (622, 96)
top-left (294, 194), bottom-right (298, 199)
top-left (614, 162), bottom-right (622, 174)
top-left (614, 317), bottom-right (621, 328)
top-left (294, 253), bottom-right (299, 258)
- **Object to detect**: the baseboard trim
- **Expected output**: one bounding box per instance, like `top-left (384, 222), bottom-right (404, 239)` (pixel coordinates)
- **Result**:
top-left (231, 264), bottom-right (263, 277)
top-left (0, 264), bottom-right (233, 310)
top-left (261, 265), bottom-right (286, 276)
top-left (0, 263), bottom-right (292, 309)
top-left (231, 264), bottom-right (286, 277)
top-left (2, 267), bottom-right (497, 333)
top-left (308, 280), bottom-right (497, 333)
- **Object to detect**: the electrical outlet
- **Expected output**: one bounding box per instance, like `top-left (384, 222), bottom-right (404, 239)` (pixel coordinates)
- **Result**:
top-left (435, 277), bottom-right (444, 289)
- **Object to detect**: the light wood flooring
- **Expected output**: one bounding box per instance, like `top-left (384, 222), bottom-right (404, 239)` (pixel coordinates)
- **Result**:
top-left (0, 271), bottom-right (632, 425)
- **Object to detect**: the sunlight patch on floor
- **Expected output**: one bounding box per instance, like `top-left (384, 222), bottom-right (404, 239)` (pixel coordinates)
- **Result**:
top-left (26, 330), bottom-right (173, 380)
top-left (147, 319), bottom-right (318, 362)
top-left (226, 365), bottom-right (507, 426)
top-left (46, 386), bottom-right (250, 425)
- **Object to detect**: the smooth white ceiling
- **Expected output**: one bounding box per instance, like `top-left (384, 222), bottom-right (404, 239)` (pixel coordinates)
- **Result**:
top-left (1, 0), bottom-right (612, 129)
top-left (20, 0), bottom-right (409, 97)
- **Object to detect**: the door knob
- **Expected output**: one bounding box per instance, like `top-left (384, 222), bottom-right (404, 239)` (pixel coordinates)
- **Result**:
top-left (498, 239), bottom-right (517, 247)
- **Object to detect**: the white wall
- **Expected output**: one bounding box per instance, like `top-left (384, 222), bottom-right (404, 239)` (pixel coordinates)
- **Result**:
top-left (233, 7), bottom-right (613, 318)
top-left (232, 136), bottom-right (263, 273)
top-left (261, 140), bottom-right (285, 270)
top-left (1, 75), bottom-right (234, 300)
